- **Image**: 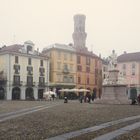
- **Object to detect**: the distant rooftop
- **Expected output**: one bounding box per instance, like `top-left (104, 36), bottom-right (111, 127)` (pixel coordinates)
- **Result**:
top-left (42, 43), bottom-right (76, 52)
top-left (117, 52), bottom-right (140, 62)
top-left (0, 44), bottom-right (23, 52)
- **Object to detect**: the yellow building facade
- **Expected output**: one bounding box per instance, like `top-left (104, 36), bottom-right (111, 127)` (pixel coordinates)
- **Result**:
top-left (42, 43), bottom-right (76, 93)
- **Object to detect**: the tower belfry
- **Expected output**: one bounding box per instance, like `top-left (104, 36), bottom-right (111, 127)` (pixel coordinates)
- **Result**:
top-left (72, 14), bottom-right (87, 48)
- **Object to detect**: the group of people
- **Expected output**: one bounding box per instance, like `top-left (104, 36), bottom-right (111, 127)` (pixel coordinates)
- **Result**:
top-left (79, 91), bottom-right (97, 103)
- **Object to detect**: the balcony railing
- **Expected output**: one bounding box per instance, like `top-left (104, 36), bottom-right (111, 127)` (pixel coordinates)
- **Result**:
top-left (38, 82), bottom-right (46, 87)
top-left (13, 81), bottom-right (22, 86)
top-left (63, 68), bottom-right (69, 74)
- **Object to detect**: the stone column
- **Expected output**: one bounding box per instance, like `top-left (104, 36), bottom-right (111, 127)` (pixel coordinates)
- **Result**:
top-left (21, 87), bottom-right (25, 100)
top-left (6, 86), bottom-right (12, 100)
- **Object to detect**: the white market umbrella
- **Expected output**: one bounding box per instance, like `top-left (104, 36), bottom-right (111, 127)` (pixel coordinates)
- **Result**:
top-left (70, 88), bottom-right (80, 92)
top-left (79, 89), bottom-right (90, 92)
top-left (43, 91), bottom-right (56, 97)
top-left (59, 89), bottom-right (70, 92)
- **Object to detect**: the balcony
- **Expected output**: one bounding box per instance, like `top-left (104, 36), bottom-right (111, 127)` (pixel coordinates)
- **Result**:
top-left (13, 81), bottom-right (22, 86)
top-left (26, 82), bottom-right (34, 87)
top-left (40, 72), bottom-right (44, 76)
top-left (0, 71), bottom-right (7, 85)
top-left (38, 82), bottom-right (46, 87)
top-left (63, 68), bottom-right (69, 74)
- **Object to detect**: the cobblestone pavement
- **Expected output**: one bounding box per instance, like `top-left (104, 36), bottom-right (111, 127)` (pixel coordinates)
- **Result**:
top-left (0, 100), bottom-right (140, 140)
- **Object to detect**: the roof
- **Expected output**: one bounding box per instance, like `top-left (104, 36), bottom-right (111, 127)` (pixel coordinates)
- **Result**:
top-left (117, 52), bottom-right (140, 62)
top-left (0, 44), bottom-right (23, 52)
top-left (0, 44), bottom-right (48, 59)
top-left (42, 43), bottom-right (76, 52)
top-left (24, 40), bottom-right (34, 46)
top-left (75, 47), bottom-right (100, 58)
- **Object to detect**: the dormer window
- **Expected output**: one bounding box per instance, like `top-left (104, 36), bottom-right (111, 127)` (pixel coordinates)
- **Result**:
top-left (24, 40), bottom-right (34, 54)
top-left (27, 45), bottom-right (32, 53)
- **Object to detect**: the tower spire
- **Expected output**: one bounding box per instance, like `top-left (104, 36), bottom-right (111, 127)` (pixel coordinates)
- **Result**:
top-left (72, 14), bottom-right (87, 48)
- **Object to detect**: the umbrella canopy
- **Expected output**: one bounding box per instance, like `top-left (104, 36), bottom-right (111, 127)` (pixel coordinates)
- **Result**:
top-left (43, 91), bottom-right (56, 96)
top-left (79, 89), bottom-right (90, 92)
top-left (70, 88), bottom-right (80, 92)
top-left (59, 89), bottom-right (71, 92)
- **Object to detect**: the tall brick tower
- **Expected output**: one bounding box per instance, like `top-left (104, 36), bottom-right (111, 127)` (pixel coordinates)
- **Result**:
top-left (72, 14), bottom-right (87, 48)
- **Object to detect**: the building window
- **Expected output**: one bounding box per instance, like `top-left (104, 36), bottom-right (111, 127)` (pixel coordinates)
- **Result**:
top-left (27, 66), bottom-right (33, 71)
top-left (58, 51), bottom-right (61, 59)
top-left (103, 67), bottom-right (106, 72)
top-left (39, 67), bottom-right (45, 76)
top-left (15, 56), bottom-right (18, 63)
top-left (64, 53), bottom-right (67, 60)
top-left (87, 77), bottom-right (89, 84)
top-left (40, 60), bottom-right (43, 66)
top-left (70, 64), bottom-right (73, 71)
top-left (28, 58), bottom-right (31, 65)
top-left (14, 65), bottom-right (20, 74)
top-left (69, 76), bottom-right (74, 83)
top-left (95, 69), bottom-right (98, 77)
top-left (57, 74), bottom-right (61, 82)
top-left (27, 66), bottom-right (33, 75)
top-left (123, 71), bottom-right (126, 76)
top-left (131, 63), bottom-right (136, 75)
top-left (132, 63), bottom-right (136, 69)
top-left (13, 75), bottom-right (20, 85)
top-left (77, 65), bottom-right (82, 71)
top-left (27, 45), bottom-right (32, 53)
top-left (63, 64), bottom-right (69, 73)
top-left (77, 56), bottom-right (81, 64)
top-left (39, 77), bottom-right (45, 85)
top-left (27, 76), bottom-right (33, 85)
top-left (95, 78), bottom-right (97, 85)
top-left (104, 74), bottom-right (106, 79)
top-left (122, 64), bottom-right (126, 69)
top-left (64, 64), bottom-right (68, 70)
top-left (86, 57), bottom-right (90, 65)
top-left (63, 76), bottom-right (68, 82)
top-left (132, 69), bottom-right (135, 75)
top-left (70, 53), bottom-right (73, 61)
top-left (86, 67), bottom-right (90, 72)
top-left (78, 76), bottom-right (81, 84)
top-left (57, 62), bottom-right (61, 70)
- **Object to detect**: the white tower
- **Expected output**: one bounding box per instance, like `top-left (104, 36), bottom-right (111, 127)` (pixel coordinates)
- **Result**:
top-left (72, 14), bottom-right (87, 48)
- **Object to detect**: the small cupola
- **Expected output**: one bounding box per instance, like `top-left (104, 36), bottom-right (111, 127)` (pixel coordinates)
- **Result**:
top-left (24, 40), bottom-right (35, 54)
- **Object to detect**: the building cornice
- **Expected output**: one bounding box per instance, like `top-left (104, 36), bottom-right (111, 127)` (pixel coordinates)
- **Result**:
top-left (0, 50), bottom-right (49, 60)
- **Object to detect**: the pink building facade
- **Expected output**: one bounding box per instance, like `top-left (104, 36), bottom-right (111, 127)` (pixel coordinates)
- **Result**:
top-left (117, 52), bottom-right (140, 94)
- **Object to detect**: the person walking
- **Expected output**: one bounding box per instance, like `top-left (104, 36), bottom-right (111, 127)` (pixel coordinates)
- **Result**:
top-left (79, 95), bottom-right (83, 103)
top-left (137, 94), bottom-right (140, 105)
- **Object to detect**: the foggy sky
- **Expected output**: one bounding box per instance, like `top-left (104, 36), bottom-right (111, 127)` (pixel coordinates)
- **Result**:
top-left (0, 0), bottom-right (140, 57)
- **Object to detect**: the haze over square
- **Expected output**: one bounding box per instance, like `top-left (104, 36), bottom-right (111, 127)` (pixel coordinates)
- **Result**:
top-left (0, 0), bottom-right (140, 57)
